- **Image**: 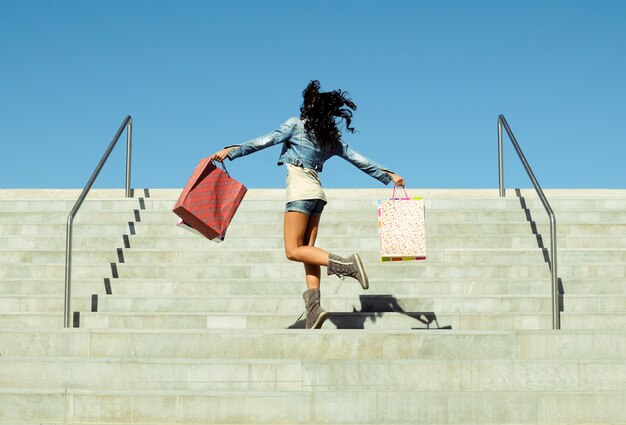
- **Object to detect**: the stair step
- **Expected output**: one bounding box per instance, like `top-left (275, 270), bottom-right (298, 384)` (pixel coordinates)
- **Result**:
top-left (2, 387), bottom-right (625, 424)
top-left (2, 187), bottom-right (626, 424)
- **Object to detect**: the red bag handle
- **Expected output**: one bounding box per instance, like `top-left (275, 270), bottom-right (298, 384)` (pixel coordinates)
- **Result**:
top-left (216, 159), bottom-right (229, 176)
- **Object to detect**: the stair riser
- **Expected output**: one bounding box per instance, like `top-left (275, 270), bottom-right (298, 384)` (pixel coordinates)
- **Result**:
top-left (0, 211), bottom-right (137, 224)
top-left (83, 279), bottom-right (626, 297)
top-left (6, 195), bottom-right (626, 208)
top-left (115, 264), bottom-right (554, 280)
top-left (7, 279), bottom-right (626, 298)
top-left (84, 297), bottom-right (626, 315)
top-left (0, 250), bottom-right (548, 265)
top-left (0, 224), bottom-right (131, 237)
top-left (0, 298), bottom-right (91, 313)
top-left (0, 236), bottom-right (542, 251)
top-left (75, 313), bottom-right (626, 331)
top-left (0, 280), bottom-right (102, 296)
top-left (2, 330), bottom-right (625, 360)
top-left (0, 265), bottom-right (112, 279)
top-left (6, 209), bottom-right (626, 227)
top-left (1, 210), bottom-right (533, 224)
top-left (4, 235), bottom-right (622, 250)
top-left (6, 222), bottom-right (626, 237)
top-left (145, 223), bottom-right (626, 237)
top-left (0, 237), bottom-right (126, 250)
top-left (115, 250), bottom-right (621, 265)
top-left (5, 263), bottom-right (626, 280)
top-left (2, 389), bottom-right (625, 425)
top-left (5, 248), bottom-right (626, 266)
top-left (3, 312), bottom-right (626, 331)
top-left (9, 196), bottom-right (621, 208)
top-left (2, 358), bottom-right (625, 392)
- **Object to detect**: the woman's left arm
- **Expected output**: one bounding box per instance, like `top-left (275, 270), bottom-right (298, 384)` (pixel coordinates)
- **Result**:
top-left (211, 118), bottom-right (298, 162)
top-left (335, 141), bottom-right (405, 186)
top-left (386, 172), bottom-right (405, 186)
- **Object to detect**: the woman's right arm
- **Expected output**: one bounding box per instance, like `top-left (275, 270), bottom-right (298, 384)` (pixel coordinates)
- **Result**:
top-left (209, 147), bottom-right (236, 162)
top-left (210, 117), bottom-right (298, 162)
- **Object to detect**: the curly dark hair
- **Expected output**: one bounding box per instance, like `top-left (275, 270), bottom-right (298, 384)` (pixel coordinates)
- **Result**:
top-left (299, 80), bottom-right (357, 152)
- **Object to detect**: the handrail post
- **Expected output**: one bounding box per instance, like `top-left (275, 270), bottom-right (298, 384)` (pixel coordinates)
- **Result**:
top-left (64, 115), bottom-right (133, 328)
top-left (125, 118), bottom-right (133, 198)
top-left (498, 117), bottom-right (505, 197)
top-left (64, 215), bottom-right (74, 328)
top-left (550, 216), bottom-right (560, 329)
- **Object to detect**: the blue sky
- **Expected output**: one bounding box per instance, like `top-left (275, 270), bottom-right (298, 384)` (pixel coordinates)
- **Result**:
top-left (1, 0), bottom-right (625, 190)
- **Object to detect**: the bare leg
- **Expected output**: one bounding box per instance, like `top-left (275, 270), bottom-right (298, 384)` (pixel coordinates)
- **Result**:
top-left (283, 211), bottom-right (329, 266)
top-left (302, 213), bottom-right (322, 290)
top-left (284, 211), bottom-right (327, 290)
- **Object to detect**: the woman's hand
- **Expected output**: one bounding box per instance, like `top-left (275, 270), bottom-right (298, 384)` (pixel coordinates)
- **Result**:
top-left (389, 173), bottom-right (405, 187)
top-left (209, 147), bottom-right (235, 162)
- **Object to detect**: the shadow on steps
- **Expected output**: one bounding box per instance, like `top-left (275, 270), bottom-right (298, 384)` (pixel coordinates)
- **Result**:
top-left (515, 188), bottom-right (565, 315)
top-left (288, 294), bottom-right (453, 330)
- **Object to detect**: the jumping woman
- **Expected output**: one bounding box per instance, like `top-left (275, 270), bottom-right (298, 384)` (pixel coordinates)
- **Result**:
top-left (210, 80), bottom-right (405, 329)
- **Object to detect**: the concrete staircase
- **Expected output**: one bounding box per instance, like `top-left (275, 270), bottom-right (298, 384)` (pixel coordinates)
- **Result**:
top-left (1, 188), bottom-right (625, 424)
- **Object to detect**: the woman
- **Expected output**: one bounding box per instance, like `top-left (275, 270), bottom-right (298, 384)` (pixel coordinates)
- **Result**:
top-left (210, 80), bottom-right (404, 329)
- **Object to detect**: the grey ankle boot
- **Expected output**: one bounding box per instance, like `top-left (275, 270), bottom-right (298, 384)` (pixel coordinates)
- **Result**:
top-left (303, 289), bottom-right (328, 329)
top-left (327, 253), bottom-right (369, 290)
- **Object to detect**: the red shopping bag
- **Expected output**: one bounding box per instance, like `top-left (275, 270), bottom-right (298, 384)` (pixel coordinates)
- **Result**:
top-left (172, 158), bottom-right (247, 242)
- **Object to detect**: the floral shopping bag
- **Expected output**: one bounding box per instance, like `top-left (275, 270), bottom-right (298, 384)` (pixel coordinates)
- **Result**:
top-left (378, 185), bottom-right (426, 261)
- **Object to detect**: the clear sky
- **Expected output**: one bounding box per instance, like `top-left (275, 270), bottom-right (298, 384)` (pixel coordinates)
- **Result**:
top-left (1, 0), bottom-right (625, 190)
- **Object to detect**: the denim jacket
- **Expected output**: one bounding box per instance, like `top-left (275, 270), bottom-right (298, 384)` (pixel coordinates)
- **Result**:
top-left (226, 117), bottom-right (393, 185)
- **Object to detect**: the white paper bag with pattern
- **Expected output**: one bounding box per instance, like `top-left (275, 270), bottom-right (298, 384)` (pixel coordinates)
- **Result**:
top-left (378, 185), bottom-right (426, 262)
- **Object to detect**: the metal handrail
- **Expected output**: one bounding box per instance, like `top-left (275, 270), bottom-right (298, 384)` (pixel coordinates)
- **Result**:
top-left (64, 115), bottom-right (133, 328)
top-left (498, 114), bottom-right (559, 329)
